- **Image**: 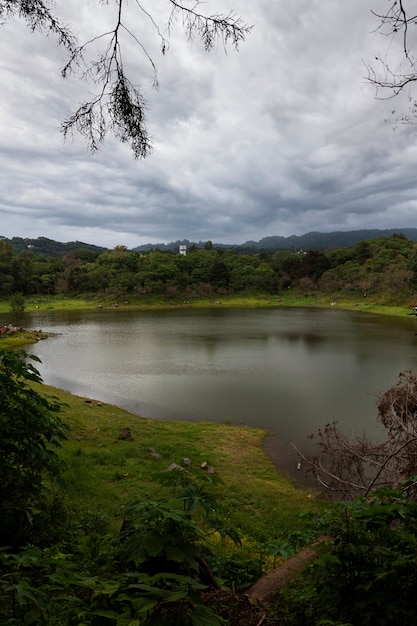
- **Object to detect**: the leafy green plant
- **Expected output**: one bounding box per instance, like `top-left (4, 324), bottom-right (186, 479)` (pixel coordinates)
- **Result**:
top-left (210, 552), bottom-right (263, 592)
top-left (9, 291), bottom-right (25, 317)
top-left (0, 464), bottom-right (233, 625)
top-left (0, 533), bottom-right (228, 625)
top-left (115, 464), bottom-right (241, 623)
top-left (0, 350), bottom-right (68, 547)
top-left (276, 487), bottom-right (417, 626)
top-left (119, 464), bottom-right (240, 576)
top-left (153, 464), bottom-right (241, 543)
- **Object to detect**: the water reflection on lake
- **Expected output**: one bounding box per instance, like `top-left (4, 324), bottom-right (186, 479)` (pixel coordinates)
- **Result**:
top-left (27, 306), bottom-right (417, 447)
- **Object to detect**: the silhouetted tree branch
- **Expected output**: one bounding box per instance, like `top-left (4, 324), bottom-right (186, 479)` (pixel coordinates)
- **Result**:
top-left (367, 1), bottom-right (417, 123)
top-left (0, 0), bottom-right (76, 49)
top-left (0, 0), bottom-right (252, 157)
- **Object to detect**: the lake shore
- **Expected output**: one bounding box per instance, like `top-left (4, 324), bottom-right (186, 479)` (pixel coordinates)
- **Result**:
top-left (2, 295), bottom-right (407, 492)
top-left (35, 382), bottom-right (317, 542)
top-left (262, 433), bottom-right (315, 489)
top-left (2, 292), bottom-right (413, 319)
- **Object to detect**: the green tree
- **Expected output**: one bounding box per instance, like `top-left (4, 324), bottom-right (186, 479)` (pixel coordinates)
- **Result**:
top-left (209, 258), bottom-right (230, 289)
top-left (0, 350), bottom-right (68, 547)
top-left (11, 250), bottom-right (35, 295)
top-left (354, 239), bottom-right (372, 264)
top-left (189, 250), bottom-right (217, 286)
top-left (1, 1), bottom-right (250, 157)
top-left (0, 241), bottom-right (15, 296)
top-left (300, 250), bottom-right (330, 281)
top-left (34, 256), bottom-right (63, 295)
top-left (9, 291), bottom-right (25, 318)
top-left (408, 243), bottom-right (417, 289)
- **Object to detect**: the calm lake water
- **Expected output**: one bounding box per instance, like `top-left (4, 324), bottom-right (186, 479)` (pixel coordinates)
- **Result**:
top-left (26, 306), bottom-right (417, 448)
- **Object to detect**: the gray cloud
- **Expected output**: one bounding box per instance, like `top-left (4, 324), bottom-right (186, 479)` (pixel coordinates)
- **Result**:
top-left (0, 0), bottom-right (416, 248)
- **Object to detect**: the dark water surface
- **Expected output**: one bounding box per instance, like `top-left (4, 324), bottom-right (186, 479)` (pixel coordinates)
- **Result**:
top-left (27, 307), bottom-right (417, 448)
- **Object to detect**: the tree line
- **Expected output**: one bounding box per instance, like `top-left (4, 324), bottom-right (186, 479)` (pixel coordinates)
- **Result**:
top-left (1, 233), bottom-right (417, 303)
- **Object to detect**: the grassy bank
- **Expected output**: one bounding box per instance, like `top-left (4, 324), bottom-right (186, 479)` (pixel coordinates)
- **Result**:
top-left (39, 383), bottom-right (317, 547)
top-left (275, 292), bottom-right (413, 317)
top-left (17, 294), bottom-right (283, 312)
top-left (2, 291), bottom-right (413, 318)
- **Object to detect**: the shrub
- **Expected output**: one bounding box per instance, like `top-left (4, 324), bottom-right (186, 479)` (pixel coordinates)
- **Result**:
top-left (0, 350), bottom-right (68, 547)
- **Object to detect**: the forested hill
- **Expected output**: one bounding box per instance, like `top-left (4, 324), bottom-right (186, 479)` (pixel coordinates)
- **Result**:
top-left (2, 229), bottom-right (417, 257)
top-left (1, 230), bottom-right (417, 303)
top-left (133, 228), bottom-right (417, 253)
top-left (0, 236), bottom-right (106, 257)
top-left (248, 229), bottom-right (417, 251)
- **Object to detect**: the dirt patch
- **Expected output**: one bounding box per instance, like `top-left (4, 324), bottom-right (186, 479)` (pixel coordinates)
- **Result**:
top-left (262, 433), bottom-right (316, 490)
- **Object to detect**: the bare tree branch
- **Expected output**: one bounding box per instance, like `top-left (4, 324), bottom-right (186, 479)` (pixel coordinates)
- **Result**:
top-left (167, 0), bottom-right (252, 52)
top-left (0, 0), bottom-right (76, 50)
top-left (367, 1), bottom-right (417, 122)
top-left (0, 0), bottom-right (252, 157)
top-left (296, 371), bottom-right (417, 500)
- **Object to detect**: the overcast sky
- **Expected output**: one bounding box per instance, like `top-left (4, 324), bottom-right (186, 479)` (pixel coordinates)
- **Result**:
top-left (1, 0), bottom-right (417, 249)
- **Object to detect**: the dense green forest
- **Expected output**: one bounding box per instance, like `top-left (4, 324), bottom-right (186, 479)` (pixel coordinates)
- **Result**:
top-left (1, 233), bottom-right (417, 304)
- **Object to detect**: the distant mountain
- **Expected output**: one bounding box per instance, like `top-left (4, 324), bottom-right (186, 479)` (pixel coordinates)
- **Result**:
top-left (244, 229), bottom-right (417, 251)
top-left (132, 229), bottom-right (417, 253)
top-left (3, 229), bottom-right (417, 258)
top-left (0, 236), bottom-right (106, 257)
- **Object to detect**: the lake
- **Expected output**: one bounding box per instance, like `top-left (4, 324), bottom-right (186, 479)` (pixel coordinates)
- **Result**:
top-left (26, 306), bottom-right (417, 450)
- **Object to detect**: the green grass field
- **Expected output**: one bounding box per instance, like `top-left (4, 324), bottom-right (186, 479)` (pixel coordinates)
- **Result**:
top-left (1, 292), bottom-right (411, 317)
top-left (36, 382), bottom-right (318, 548)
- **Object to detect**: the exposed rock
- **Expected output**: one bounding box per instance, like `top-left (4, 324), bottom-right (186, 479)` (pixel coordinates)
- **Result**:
top-left (166, 462), bottom-right (184, 471)
top-left (118, 427), bottom-right (133, 440)
top-left (200, 461), bottom-right (215, 474)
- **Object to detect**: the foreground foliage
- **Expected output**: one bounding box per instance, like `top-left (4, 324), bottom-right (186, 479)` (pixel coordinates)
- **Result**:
top-left (3, 349), bottom-right (417, 624)
top-left (0, 350), bottom-right (285, 624)
top-left (0, 450), bottom-right (261, 625)
top-left (277, 487), bottom-right (417, 626)
top-left (0, 350), bottom-right (68, 548)
top-left (0, 491), bottom-right (231, 624)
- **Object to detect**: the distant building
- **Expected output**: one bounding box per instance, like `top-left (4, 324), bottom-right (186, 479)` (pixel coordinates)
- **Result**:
top-left (179, 244), bottom-right (187, 256)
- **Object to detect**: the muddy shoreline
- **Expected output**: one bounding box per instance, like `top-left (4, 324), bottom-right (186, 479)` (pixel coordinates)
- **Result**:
top-left (263, 433), bottom-right (317, 491)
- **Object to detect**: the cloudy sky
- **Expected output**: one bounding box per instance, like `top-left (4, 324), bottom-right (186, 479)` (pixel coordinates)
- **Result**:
top-left (1, 0), bottom-right (417, 249)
